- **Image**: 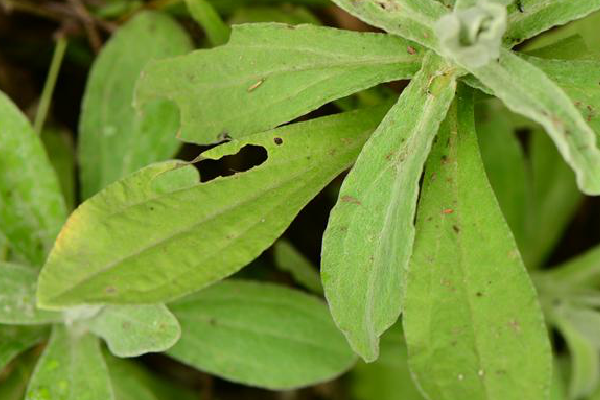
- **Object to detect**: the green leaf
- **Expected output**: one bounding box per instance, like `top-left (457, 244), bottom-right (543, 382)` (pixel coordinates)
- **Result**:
top-left (553, 310), bottom-right (600, 399)
top-left (135, 23), bottom-right (423, 143)
top-left (0, 325), bottom-right (48, 371)
top-left (537, 245), bottom-right (600, 292)
top-left (329, 0), bottom-right (447, 50)
top-left (475, 98), bottom-right (528, 259)
top-left (228, 6), bottom-right (320, 25)
top-left (0, 263), bottom-right (60, 325)
top-left (37, 106), bottom-right (388, 308)
top-left (321, 52), bottom-right (458, 362)
top-left (185, 0), bottom-right (230, 46)
top-left (468, 49), bottom-right (600, 195)
top-left (104, 352), bottom-right (197, 400)
top-left (0, 91), bottom-right (66, 266)
top-left (504, 0), bottom-right (600, 47)
top-left (78, 11), bottom-right (193, 199)
top-left (209, 0), bottom-right (329, 14)
top-left (25, 325), bottom-right (114, 400)
top-left (350, 324), bottom-right (426, 400)
top-left (0, 350), bottom-right (39, 400)
top-left (87, 304), bottom-right (180, 358)
top-left (41, 129), bottom-right (76, 212)
top-left (272, 240), bottom-right (323, 295)
top-left (168, 280), bottom-right (356, 390)
top-left (403, 86), bottom-right (551, 400)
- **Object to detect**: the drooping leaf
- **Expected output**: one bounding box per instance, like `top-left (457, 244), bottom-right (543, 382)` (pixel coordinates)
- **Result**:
top-left (329, 0), bottom-right (446, 50)
top-left (321, 52), bottom-right (458, 362)
top-left (0, 325), bottom-right (48, 371)
top-left (0, 350), bottom-right (39, 400)
top-left (135, 23), bottom-right (423, 143)
top-left (104, 351), bottom-right (197, 400)
top-left (468, 49), bottom-right (600, 195)
top-left (403, 86), bottom-right (551, 400)
top-left (0, 263), bottom-right (60, 325)
top-left (37, 105), bottom-right (389, 308)
top-left (0, 91), bottom-right (66, 266)
top-left (168, 280), bottom-right (356, 390)
top-left (350, 324), bottom-right (426, 400)
top-left (272, 240), bottom-right (323, 295)
top-left (25, 325), bottom-right (114, 400)
top-left (87, 304), bottom-right (180, 358)
top-left (78, 11), bottom-right (193, 199)
top-left (504, 0), bottom-right (600, 47)
top-left (536, 245), bottom-right (600, 292)
top-left (41, 128), bottom-right (76, 211)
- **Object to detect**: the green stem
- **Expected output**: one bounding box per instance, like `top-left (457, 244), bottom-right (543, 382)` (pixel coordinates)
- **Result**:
top-left (34, 37), bottom-right (68, 135)
top-left (185, 0), bottom-right (230, 47)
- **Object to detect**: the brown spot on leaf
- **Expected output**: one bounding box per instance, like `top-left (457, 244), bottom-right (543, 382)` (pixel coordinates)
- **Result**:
top-left (341, 195), bottom-right (362, 205)
top-left (273, 137), bottom-right (283, 145)
top-left (442, 208), bottom-right (454, 214)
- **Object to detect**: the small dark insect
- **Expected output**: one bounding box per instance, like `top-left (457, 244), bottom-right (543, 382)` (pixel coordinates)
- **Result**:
top-left (516, 0), bottom-right (524, 13)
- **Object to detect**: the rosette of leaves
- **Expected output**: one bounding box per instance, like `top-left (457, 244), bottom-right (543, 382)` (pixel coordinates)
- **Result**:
top-left (4, 0), bottom-right (600, 399)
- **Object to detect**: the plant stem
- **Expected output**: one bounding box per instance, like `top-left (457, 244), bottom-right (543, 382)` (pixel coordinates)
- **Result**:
top-left (34, 37), bottom-right (67, 135)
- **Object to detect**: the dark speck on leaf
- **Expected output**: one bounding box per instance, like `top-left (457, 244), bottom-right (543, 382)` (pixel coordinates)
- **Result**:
top-left (341, 195), bottom-right (361, 205)
top-left (273, 137), bottom-right (283, 145)
top-left (452, 225), bottom-right (460, 233)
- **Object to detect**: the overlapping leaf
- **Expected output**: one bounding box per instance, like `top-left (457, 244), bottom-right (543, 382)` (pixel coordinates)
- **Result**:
top-left (37, 106), bottom-right (388, 308)
top-left (88, 304), bottom-right (180, 358)
top-left (78, 11), bottom-right (193, 199)
top-left (0, 91), bottom-right (66, 266)
top-left (135, 23), bottom-right (423, 143)
top-left (25, 326), bottom-right (114, 400)
top-left (168, 280), bottom-right (356, 389)
top-left (0, 325), bottom-right (49, 371)
top-left (403, 87), bottom-right (551, 400)
top-left (321, 52), bottom-right (458, 362)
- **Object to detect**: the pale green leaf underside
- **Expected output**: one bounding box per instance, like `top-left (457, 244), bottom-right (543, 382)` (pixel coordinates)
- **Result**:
top-left (88, 304), bottom-right (180, 358)
top-left (0, 263), bottom-right (60, 325)
top-left (78, 11), bottom-right (193, 200)
top-left (168, 280), bottom-right (356, 390)
top-left (403, 87), bottom-right (551, 400)
top-left (329, 0), bottom-right (446, 50)
top-left (321, 52), bottom-right (458, 362)
top-left (135, 23), bottom-right (423, 143)
top-left (37, 106), bottom-right (388, 308)
top-left (469, 49), bottom-right (600, 195)
top-left (272, 240), bottom-right (323, 295)
top-left (0, 91), bottom-right (66, 266)
top-left (505, 0), bottom-right (600, 46)
top-left (25, 326), bottom-right (114, 400)
top-left (0, 325), bottom-right (49, 371)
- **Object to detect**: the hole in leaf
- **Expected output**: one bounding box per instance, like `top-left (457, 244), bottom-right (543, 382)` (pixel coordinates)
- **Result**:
top-left (195, 144), bottom-right (268, 183)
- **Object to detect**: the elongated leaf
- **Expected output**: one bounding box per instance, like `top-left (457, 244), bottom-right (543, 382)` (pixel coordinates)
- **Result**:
top-left (41, 128), bottom-right (76, 211)
top-left (321, 52), bottom-right (458, 362)
top-left (538, 245), bottom-right (600, 292)
top-left (0, 325), bottom-right (48, 371)
top-left (186, 0), bottom-right (230, 46)
top-left (37, 106), bottom-right (388, 308)
top-left (79, 11), bottom-right (193, 199)
top-left (104, 352), bottom-right (197, 400)
top-left (135, 23), bottom-right (423, 143)
top-left (505, 0), bottom-right (600, 46)
top-left (25, 326), bottom-right (114, 400)
top-left (403, 87), bottom-right (551, 400)
top-left (0, 263), bottom-right (60, 325)
top-left (0, 91), bottom-right (66, 266)
top-left (351, 324), bottom-right (426, 400)
top-left (272, 240), bottom-right (323, 295)
top-left (469, 49), bottom-right (600, 195)
top-left (87, 304), bottom-right (180, 358)
top-left (168, 280), bottom-right (355, 390)
top-left (329, 0), bottom-right (446, 50)
top-left (0, 351), bottom-right (38, 400)
top-left (553, 311), bottom-right (600, 399)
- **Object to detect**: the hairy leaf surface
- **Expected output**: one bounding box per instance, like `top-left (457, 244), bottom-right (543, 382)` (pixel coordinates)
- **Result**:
top-left (25, 326), bottom-right (114, 400)
top-left (37, 106), bottom-right (388, 307)
top-left (0, 91), bottom-right (66, 266)
top-left (88, 304), bottom-right (180, 358)
top-left (135, 23), bottom-right (422, 143)
top-left (321, 52), bottom-right (458, 362)
top-left (79, 11), bottom-right (193, 199)
top-left (403, 87), bottom-right (551, 400)
top-left (168, 280), bottom-right (356, 390)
